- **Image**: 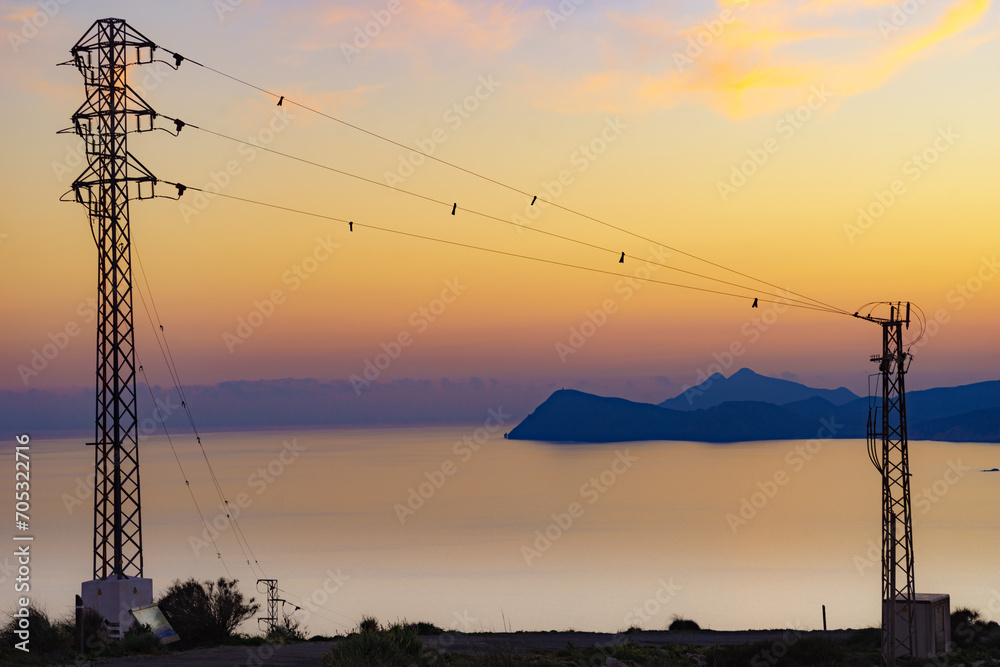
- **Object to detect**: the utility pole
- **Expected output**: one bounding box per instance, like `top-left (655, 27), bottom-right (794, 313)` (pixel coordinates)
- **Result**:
top-left (257, 579), bottom-right (282, 634)
top-left (63, 17), bottom-right (161, 638)
top-left (865, 302), bottom-right (915, 666)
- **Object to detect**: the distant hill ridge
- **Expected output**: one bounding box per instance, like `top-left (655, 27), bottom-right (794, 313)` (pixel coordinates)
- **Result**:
top-left (659, 368), bottom-right (859, 411)
top-left (508, 369), bottom-right (1000, 443)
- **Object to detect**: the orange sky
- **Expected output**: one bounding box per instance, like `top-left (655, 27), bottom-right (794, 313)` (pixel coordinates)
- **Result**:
top-left (2, 0), bottom-right (999, 396)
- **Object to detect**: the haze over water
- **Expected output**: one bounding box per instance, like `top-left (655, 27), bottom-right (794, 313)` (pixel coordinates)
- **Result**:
top-left (10, 426), bottom-right (999, 636)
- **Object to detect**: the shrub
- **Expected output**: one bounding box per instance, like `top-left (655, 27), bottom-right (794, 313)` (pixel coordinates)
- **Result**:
top-left (266, 616), bottom-right (307, 643)
top-left (952, 607), bottom-right (1000, 649)
top-left (668, 616), bottom-right (701, 631)
top-left (358, 615), bottom-right (380, 634)
top-left (0, 604), bottom-right (71, 656)
top-left (324, 617), bottom-right (425, 667)
top-left (407, 621), bottom-right (445, 636)
top-left (156, 577), bottom-right (259, 646)
top-left (119, 622), bottom-right (158, 655)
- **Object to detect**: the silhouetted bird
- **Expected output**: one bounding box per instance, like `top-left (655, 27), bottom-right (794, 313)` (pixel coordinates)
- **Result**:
top-left (277, 95), bottom-right (284, 106)
top-left (452, 203), bottom-right (457, 215)
top-left (752, 298), bottom-right (758, 308)
top-left (349, 221), bottom-right (353, 232)
top-left (619, 252), bottom-right (625, 263)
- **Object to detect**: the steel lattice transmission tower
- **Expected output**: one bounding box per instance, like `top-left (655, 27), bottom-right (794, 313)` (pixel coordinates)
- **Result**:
top-left (63, 17), bottom-right (161, 636)
top-left (865, 303), bottom-right (915, 666)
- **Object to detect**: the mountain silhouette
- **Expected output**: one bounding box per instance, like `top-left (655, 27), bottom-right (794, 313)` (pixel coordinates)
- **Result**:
top-left (659, 368), bottom-right (859, 411)
top-left (508, 390), bottom-right (838, 443)
top-left (509, 370), bottom-right (1000, 443)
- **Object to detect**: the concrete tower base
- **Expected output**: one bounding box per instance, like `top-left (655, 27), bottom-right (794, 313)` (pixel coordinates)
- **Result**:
top-left (81, 578), bottom-right (153, 639)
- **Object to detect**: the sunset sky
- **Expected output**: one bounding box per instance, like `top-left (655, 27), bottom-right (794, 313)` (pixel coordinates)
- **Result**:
top-left (3, 0), bottom-right (1000, 399)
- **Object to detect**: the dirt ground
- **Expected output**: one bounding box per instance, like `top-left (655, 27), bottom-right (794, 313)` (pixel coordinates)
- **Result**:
top-left (74, 629), bottom-right (858, 666)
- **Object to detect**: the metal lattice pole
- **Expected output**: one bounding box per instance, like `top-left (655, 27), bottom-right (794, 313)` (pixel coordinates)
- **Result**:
top-left (867, 304), bottom-right (916, 666)
top-left (257, 579), bottom-right (279, 633)
top-left (67, 18), bottom-right (159, 581)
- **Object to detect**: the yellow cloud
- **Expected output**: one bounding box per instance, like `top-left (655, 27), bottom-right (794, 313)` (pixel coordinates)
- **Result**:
top-left (836, 0), bottom-right (992, 97)
top-left (891, 0), bottom-right (990, 63)
top-left (531, 0), bottom-right (995, 118)
top-left (798, 0), bottom-right (900, 14)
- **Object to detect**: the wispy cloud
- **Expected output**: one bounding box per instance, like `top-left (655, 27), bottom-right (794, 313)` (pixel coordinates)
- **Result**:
top-left (528, 0), bottom-right (995, 118)
top-left (300, 0), bottom-right (544, 57)
top-left (0, 2), bottom-right (39, 22)
top-left (797, 0), bottom-right (900, 14)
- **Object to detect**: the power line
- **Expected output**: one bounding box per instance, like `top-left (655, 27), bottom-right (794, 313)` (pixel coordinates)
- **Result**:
top-left (135, 241), bottom-right (355, 629)
top-left (135, 358), bottom-right (233, 579)
top-left (112, 43), bottom-right (859, 638)
top-left (155, 47), bottom-right (850, 316)
top-left (161, 115), bottom-right (839, 311)
top-left (132, 246), bottom-right (263, 579)
top-left (276, 587), bottom-right (358, 628)
top-left (166, 182), bottom-right (847, 316)
top-left (132, 244), bottom-right (364, 624)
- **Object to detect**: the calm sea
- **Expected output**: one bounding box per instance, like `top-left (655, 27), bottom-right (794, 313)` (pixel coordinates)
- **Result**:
top-left (6, 426), bottom-right (999, 636)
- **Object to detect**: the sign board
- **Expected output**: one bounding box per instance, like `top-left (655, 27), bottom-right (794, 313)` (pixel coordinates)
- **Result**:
top-left (130, 604), bottom-right (180, 645)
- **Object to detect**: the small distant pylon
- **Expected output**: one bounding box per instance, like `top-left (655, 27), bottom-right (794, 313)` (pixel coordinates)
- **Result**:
top-left (257, 579), bottom-right (283, 634)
